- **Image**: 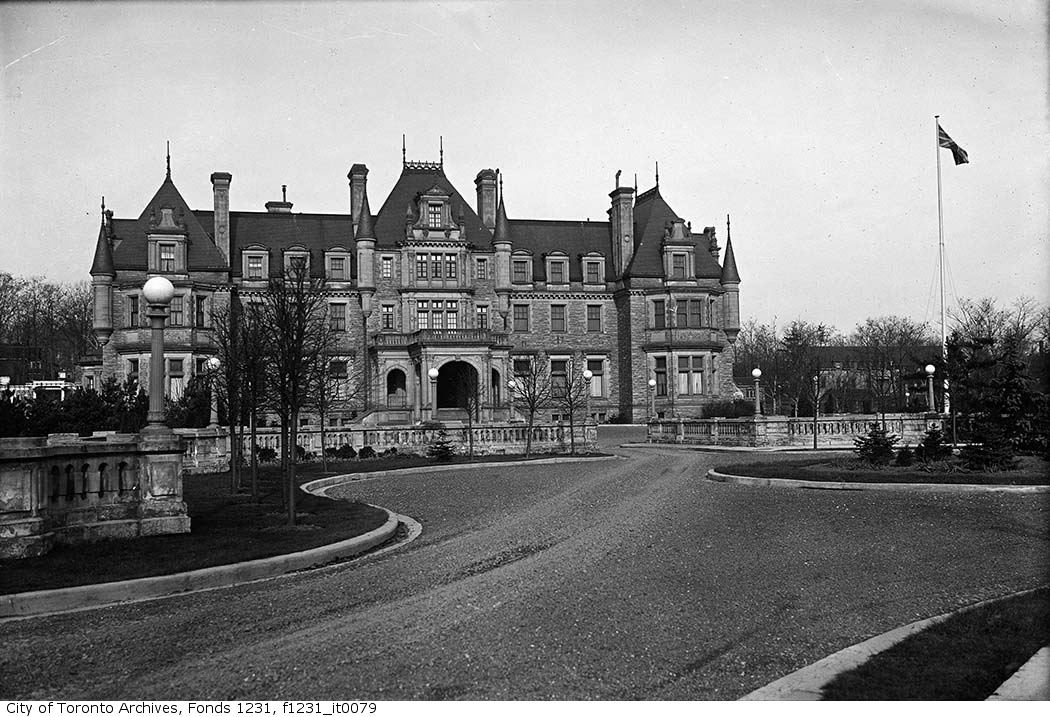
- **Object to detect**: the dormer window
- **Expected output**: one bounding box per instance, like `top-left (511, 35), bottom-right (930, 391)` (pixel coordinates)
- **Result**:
top-left (330, 257), bottom-right (346, 280)
top-left (244, 252), bottom-right (267, 280)
top-left (159, 244), bottom-right (176, 272)
top-left (428, 202), bottom-right (442, 228)
top-left (547, 258), bottom-right (568, 285)
top-left (325, 248), bottom-right (352, 282)
top-left (671, 253), bottom-right (687, 279)
top-left (284, 248), bottom-right (310, 277)
top-left (582, 255), bottom-right (606, 286)
top-left (512, 258), bottom-right (532, 284)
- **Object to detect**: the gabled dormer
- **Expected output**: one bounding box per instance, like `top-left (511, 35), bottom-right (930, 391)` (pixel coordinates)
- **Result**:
top-left (407, 184), bottom-right (465, 242)
top-left (661, 218), bottom-right (697, 284)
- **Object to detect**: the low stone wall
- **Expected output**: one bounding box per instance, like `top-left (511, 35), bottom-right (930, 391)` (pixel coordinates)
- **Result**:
top-left (242, 422), bottom-right (598, 458)
top-left (0, 433), bottom-right (190, 559)
top-left (648, 414), bottom-right (942, 448)
top-left (176, 428), bottom-right (230, 474)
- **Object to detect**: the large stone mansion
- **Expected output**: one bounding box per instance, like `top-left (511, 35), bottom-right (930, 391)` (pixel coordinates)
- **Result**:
top-left (86, 150), bottom-right (743, 424)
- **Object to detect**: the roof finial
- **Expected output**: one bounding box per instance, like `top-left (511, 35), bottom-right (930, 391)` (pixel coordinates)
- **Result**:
top-left (634, 173), bottom-right (638, 193)
top-left (498, 169), bottom-right (503, 200)
top-left (615, 169), bottom-right (621, 189)
top-left (402, 134), bottom-right (406, 165)
top-left (166, 141), bottom-right (171, 179)
top-left (282, 185), bottom-right (287, 202)
top-left (726, 213), bottom-right (731, 240)
top-left (439, 135), bottom-right (443, 167)
top-left (655, 161), bottom-right (659, 188)
top-left (100, 196), bottom-right (106, 225)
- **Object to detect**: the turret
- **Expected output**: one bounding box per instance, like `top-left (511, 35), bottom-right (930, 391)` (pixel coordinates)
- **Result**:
top-left (90, 201), bottom-right (116, 346)
top-left (720, 216), bottom-right (741, 343)
top-left (355, 190), bottom-right (376, 301)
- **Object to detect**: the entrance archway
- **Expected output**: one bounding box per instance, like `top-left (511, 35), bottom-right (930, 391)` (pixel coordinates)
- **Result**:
top-left (386, 369), bottom-right (407, 407)
top-left (435, 361), bottom-right (479, 418)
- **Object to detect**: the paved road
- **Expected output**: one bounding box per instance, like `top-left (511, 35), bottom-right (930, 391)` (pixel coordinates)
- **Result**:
top-left (3, 426), bottom-right (1048, 699)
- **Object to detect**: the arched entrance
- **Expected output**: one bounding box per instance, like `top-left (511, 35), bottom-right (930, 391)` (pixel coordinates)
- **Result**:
top-left (435, 361), bottom-right (479, 419)
top-left (386, 369), bottom-right (407, 407)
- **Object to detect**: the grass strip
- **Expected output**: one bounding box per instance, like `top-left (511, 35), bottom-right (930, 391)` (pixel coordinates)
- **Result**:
top-left (719, 456), bottom-right (1048, 486)
top-left (821, 587), bottom-right (1050, 700)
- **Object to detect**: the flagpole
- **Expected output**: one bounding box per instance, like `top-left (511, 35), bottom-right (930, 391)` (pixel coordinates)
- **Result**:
top-left (935, 115), bottom-right (949, 415)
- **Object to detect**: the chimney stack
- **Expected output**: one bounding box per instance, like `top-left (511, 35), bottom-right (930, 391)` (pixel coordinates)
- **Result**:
top-left (475, 169), bottom-right (498, 230)
top-left (348, 163), bottom-right (369, 236)
top-left (210, 172), bottom-right (232, 263)
top-left (265, 185), bottom-right (293, 213)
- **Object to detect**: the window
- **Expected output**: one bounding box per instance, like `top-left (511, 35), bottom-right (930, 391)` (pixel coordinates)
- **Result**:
top-left (329, 360), bottom-right (348, 379)
top-left (653, 300), bottom-right (665, 329)
top-left (512, 259), bottom-right (530, 284)
top-left (246, 254), bottom-right (264, 279)
top-left (428, 202), bottom-right (442, 228)
top-left (675, 301), bottom-right (688, 328)
top-left (195, 357), bottom-right (208, 375)
top-left (431, 300), bottom-right (445, 330)
top-left (289, 254), bottom-right (307, 273)
top-left (678, 356), bottom-right (705, 395)
top-left (689, 300), bottom-right (702, 328)
top-left (195, 296), bottom-right (206, 327)
top-left (169, 296), bottom-right (183, 326)
top-left (445, 254), bottom-right (457, 279)
top-left (512, 304), bottom-right (529, 332)
top-left (550, 359), bottom-right (568, 397)
top-left (551, 304), bottom-right (566, 333)
top-left (431, 254), bottom-right (441, 280)
top-left (476, 304), bottom-right (488, 329)
top-left (709, 298), bottom-right (719, 327)
top-left (513, 358), bottom-right (532, 376)
top-left (128, 295), bottom-right (139, 328)
top-left (381, 256), bottom-right (393, 279)
top-left (416, 254), bottom-right (428, 280)
top-left (381, 304), bottom-right (394, 330)
top-left (446, 301), bottom-right (459, 329)
top-left (587, 305), bottom-right (602, 332)
top-left (330, 257), bottom-right (346, 280)
top-left (587, 358), bottom-right (605, 397)
top-left (329, 303), bottom-right (346, 332)
top-left (671, 253), bottom-right (687, 279)
top-left (159, 244), bottom-right (176, 272)
top-left (167, 358), bottom-right (184, 398)
top-left (476, 258), bottom-right (488, 280)
top-left (585, 261), bottom-right (602, 284)
top-left (127, 359), bottom-right (139, 387)
top-left (417, 300), bottom-right (430, 330)
top-left (548, 260), bottom-right (567, 284)
top-left (654, 357), bottom-right (667, 397)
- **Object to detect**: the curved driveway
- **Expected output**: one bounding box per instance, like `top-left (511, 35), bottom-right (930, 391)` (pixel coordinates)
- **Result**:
top-left (2, 426), bottom-right (1047, 699)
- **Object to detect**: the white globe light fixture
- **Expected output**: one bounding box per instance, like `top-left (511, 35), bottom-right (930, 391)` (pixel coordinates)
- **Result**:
top-left (582, 369), bottom-right (593, 381)
top-left (206, 356), bottom-right (221, 372)
top-left (925, 364), bottom-right (937, 413)
top-left (427, 367), bottom-right (439, 380)
top-left (142, 276), bottom-right (175, 306)
top-left (751, 367), bottom-right (763, 415)
top-left (141, 276), bottom-right (176, 435)
top-left (206, 356), bottom-right (222, 428)
top-left (647, 378), bottom-right (656, 388)
top-left (751, 368), bottom-right (762, 379)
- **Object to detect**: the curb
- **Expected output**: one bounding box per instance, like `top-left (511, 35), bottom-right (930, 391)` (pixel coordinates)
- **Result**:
top-left (620, 442), bottom-right (847, 453)
top-left (707, 469), bottom-right (1050, 494)
top-left (302, 454), bottom-right (618, 490)
top-left (741, 586), bottom-right (1049, 700)
top-left (988, 646), bottom-right (1050, 700)
top-left (0, 496), bottom-right (401, 621)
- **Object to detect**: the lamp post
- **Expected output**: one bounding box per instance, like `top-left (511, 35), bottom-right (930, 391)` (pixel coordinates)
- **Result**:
top-left (925, 364), bottom-right (936, 413)
top-left (206, 356), bottom-right (221, 428)
top-left (647, 377), bottom-right (656, 421)
top-left (751, 368), bottom-right (762, 415)
top-left (507, 378), bottom-right (517, 423)
top-left (582, 369), bottom-right (593, 425)
top-left (812, 374), bottom-right (819, 450)
top-left (427, 366), bottom-right (439, 422)
top-left (141, 276), bottom-right (175, 435)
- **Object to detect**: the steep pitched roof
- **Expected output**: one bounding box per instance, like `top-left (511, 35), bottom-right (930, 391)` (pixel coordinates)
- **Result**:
top-left (627, 186), bottom-right (722, 279)
top-left (89, 225), bottom-right (115, 276)
top-left (372, 164), bottom-right (490, 247)
top-left (507, 219), bottom-right (613, 281)
top-left (721, 234), bottom-right (740, 283)
top-left (355, 191), bottom-right (375, 240)
top-left (227, 211), bottom-right (354, 278)
top-left (109, 174), bottom-right (229, 271)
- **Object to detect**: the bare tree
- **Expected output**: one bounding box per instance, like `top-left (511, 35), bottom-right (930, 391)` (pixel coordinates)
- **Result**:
top-left (550, 354), bottom-right (591, 454)
top-left (735, 317), bottom-right (782, 413)
top-left (850, 315), bottom-right (936, 421)
top-left (508, 354), bottom-right (552, 458)
top-left (453, 367), bottom-right (483, 457)
top-left (307, 347), bottom-right (363, 473)
top-left (779, 320), bottom-right (836, 416)
top-left (261, 264), bottom-right (335, 526)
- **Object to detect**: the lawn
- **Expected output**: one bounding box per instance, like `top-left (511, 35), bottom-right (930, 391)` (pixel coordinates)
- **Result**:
top-left (0, 451), bottom-right (602, 595)
top-left (821, 587), bottom-right (1050, 700)
top-left (719, 455), bottom-right (1049, 486)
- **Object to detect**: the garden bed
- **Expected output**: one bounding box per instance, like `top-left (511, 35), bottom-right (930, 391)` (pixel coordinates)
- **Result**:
top-left (718, 455), bottom-right (1049, 486)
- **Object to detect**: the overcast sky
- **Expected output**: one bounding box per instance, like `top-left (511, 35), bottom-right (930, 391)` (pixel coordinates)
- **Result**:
top-left (1, 0), bottom-right (1046, 334)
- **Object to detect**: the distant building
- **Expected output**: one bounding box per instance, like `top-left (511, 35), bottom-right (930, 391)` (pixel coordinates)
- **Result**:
top-left (87, 150), bottom-right (744, 424)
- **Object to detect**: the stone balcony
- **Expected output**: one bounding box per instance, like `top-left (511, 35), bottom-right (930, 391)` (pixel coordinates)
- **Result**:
top-left (642, 327), bottom-right (726, 350)
top-left (373, 329), bottom-right (511, 349)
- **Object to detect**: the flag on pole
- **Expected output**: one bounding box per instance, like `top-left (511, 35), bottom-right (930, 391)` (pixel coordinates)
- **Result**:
top-left (937, 123), bottom-right (969, 165)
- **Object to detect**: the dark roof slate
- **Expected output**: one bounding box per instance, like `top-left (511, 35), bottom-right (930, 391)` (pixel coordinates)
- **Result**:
top-left (228, 211), bottom-right (355, 278)
top-left (508, 219), bottom-right (613, 281)
top-left (627, 186), bottom-right (722, 280)
top-left (372, 165), bottom-right (489, 247)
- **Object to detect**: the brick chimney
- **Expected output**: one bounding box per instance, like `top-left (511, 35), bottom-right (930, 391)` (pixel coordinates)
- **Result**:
top-left (475, 169), bottom-right (497, 230)
top-left (210, 172), bottom-right (232, 263)
top-left (348, 163), bottom-right (368, 236)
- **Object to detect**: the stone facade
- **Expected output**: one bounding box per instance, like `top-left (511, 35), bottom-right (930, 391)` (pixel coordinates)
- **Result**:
top-left (87, 151), bottom-right (746, 424)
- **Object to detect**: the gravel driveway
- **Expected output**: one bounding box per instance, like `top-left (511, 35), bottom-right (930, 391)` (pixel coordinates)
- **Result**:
top-left (2, 425), bottom-right (1047, 699)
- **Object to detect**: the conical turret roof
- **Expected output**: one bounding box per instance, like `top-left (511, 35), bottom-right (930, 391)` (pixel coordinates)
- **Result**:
top-left (355, 190), bottom-right (375, 240)
top-left (90, 225), bottom-right (115, 276)
top-left (721, 234), bottom-right (741, 283)
top-left (493, 194), bottom-right (511, 244)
